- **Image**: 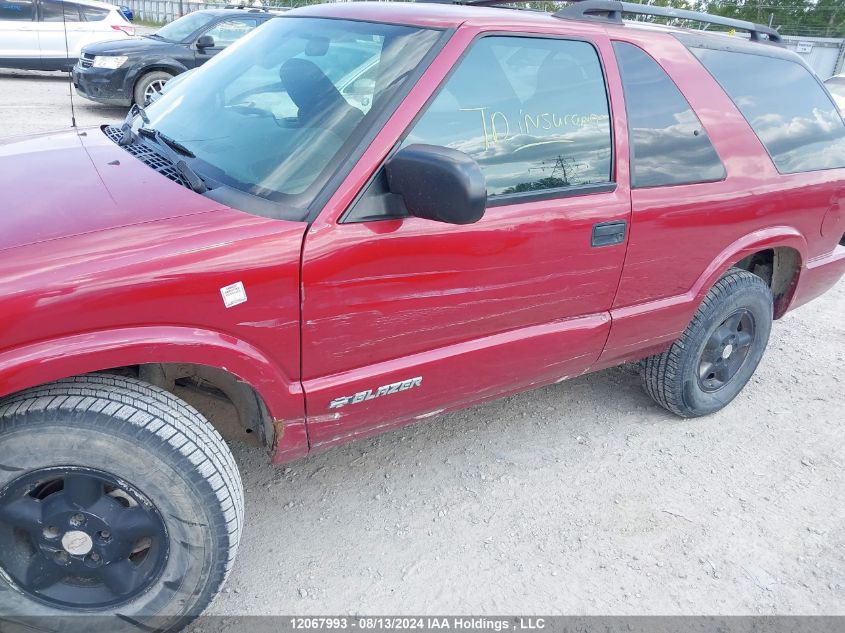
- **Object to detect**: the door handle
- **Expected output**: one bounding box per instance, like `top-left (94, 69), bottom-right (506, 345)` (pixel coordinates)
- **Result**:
top-left (591, 220), bottom-right (626, 247)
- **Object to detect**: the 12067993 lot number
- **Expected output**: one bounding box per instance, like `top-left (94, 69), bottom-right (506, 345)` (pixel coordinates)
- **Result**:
top-left (290, 618), bottom-right (435, 630)
top-left (290, 617), bottom-right (350, 629)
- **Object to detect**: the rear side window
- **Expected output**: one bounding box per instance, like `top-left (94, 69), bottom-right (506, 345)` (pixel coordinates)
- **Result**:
top-left (692, 48), bottom-right (845, 173)
top-left (613, 41), bottom-right (725, 188)
top-left (0, 0), bottom-right (34, 20)
top-left (80, 4), bottom-right (109, 21)
top-left (403, 36), bottom-right (613, 197)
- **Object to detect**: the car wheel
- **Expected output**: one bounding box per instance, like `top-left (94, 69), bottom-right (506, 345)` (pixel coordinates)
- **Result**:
top-left (641, 269), bottom-right (773, 418)
top-left (0, 374), bottom-right (243, 633)
top-left (134, 71), bottom-right (174, 106)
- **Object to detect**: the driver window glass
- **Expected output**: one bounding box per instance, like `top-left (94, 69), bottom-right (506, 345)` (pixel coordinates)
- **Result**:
top-left (203, 18), bottom-right (258, 48)
top-left (402, 36), bottom-right (613, 197)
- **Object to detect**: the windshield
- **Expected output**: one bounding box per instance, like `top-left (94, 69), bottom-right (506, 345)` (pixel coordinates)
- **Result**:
top-left (154, 11), bottom-right (216, 42)
top-left (141, 17), bottom-right (442, 218)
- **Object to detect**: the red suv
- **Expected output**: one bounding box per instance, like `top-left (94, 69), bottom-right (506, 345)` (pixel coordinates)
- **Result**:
top-left (1, 0), bottom-right (844, 628)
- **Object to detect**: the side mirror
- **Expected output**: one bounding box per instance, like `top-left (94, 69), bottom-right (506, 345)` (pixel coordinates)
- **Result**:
top-left (385, 144), bottom-right (486, 225)
top-left (196, 34), bottom-right (215, 49)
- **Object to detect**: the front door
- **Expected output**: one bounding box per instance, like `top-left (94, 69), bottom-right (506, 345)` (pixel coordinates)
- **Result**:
top-left (301, 32), bottom-right (632, 448)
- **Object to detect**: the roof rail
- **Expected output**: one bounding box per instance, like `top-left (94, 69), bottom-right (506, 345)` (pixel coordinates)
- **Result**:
top-left (554, 0), bottom-right (782, 44)
top-left (416, 0), bottom-right (531, 6)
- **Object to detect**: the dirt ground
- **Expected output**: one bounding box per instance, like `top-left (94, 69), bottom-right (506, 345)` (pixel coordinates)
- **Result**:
top-left (1, 70), bottom-right (843, 618)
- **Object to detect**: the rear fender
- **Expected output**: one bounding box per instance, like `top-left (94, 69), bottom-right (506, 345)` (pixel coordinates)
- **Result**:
top-left (596, 226), bottom-right (807, 369)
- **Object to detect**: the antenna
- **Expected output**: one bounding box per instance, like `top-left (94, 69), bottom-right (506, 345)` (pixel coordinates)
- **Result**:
top-left (62, 0), bottom-right (77, 128)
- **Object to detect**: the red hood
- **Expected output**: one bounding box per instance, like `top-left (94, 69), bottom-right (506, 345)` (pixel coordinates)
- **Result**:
top-left (0, 127), bottom-right (226, 252)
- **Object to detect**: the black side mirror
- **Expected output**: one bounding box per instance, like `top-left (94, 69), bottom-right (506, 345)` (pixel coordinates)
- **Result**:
top-left (196, 34), bottom-right (215, 49)
top-left (385, 144), bottom-right (486, 225)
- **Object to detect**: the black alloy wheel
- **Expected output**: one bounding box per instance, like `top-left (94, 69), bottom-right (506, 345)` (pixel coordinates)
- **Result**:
top-left (641, 269), bottom-right (773, 417)
top-left (0, 374), bottom-right (244, 633)
top-left (697, 308), bottom-right (756, 392)
top-left (0, 466), bottom-right (168, 610)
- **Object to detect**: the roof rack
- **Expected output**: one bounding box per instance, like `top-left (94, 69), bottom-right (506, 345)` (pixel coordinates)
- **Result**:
top-left (554, 0), bottom-right (782, 44)
top-left (414, 0), bottom-right (781, 45)
top-left (223, 2), bottom-right (270, 11)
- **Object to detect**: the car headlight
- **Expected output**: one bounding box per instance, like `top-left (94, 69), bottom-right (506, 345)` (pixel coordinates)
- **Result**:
top-left (92, 55), bottom-right (128, 69)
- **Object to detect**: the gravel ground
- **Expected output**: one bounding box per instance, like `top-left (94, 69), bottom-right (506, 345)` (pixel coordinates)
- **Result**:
top-left (0, 71), bottom-right (843, 618)
top-left (0, 69), bottom-right (127, 137)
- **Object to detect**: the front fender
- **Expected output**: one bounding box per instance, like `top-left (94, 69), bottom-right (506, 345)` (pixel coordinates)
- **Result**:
top-left (0, 326), bottom-right (308, 461)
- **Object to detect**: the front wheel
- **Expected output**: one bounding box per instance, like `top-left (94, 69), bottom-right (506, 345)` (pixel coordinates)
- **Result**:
top-left (641, 269), bottom-right (773, 418)
top-left (0, 374), bottom-right (243, 633)
top-left (134, 71), bottom-right (174, 106)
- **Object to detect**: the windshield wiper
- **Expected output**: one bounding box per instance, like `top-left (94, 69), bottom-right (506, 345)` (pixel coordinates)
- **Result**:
top-left (138, 127), bottom-right (208, 194)
top-left (114, 104), bottom-right (207, 193)
top-left (118, 103), bottom-right (149, 146)
top-left (138, 127), bottom-right (195, 157)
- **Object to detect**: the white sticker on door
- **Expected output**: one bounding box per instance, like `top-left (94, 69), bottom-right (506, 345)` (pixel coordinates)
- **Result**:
top-left (220, 281), bottom-right (248, 308)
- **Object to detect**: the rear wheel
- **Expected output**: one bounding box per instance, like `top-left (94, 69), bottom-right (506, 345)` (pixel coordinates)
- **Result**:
top-left (134, 71), bottom-right (174, 106)
top-left (0, 374), bottom-right (243, 633)
top-left (641, 269), bottom-right (773, 417)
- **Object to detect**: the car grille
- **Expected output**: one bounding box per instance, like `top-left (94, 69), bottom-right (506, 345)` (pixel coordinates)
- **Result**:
top-left (103, 125), bottom-right (191, 189)
top-left (80, 53), bottom-right (94, 68)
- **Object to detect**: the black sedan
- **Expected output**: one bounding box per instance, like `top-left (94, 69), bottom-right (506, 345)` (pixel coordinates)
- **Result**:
top-left (72, 8), bottom-right (277, 106)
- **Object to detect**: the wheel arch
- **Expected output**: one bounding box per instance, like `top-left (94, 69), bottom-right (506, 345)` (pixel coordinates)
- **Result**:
top-left (127, 62), bottom-right (186, 97)
top-left (732, 246), bottom-right (802, 319)
top-left (693, 227), bottom-right (806, 319)
top-left (0, 326), bottom-right (308, 462)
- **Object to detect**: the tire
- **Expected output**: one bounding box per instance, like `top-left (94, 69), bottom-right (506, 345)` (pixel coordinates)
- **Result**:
top-left (0, 374), bottom-right (243, 633)
top-left (641, 269), bottom-right (773, 418)
top-left (134, 71), bottom-right (174, 106)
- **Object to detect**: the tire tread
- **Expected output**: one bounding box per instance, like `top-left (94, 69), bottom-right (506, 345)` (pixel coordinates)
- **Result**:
top-left (0, 373), bottom-right (244, 619)
top-left (641, 269), bottom-right (770, 417)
